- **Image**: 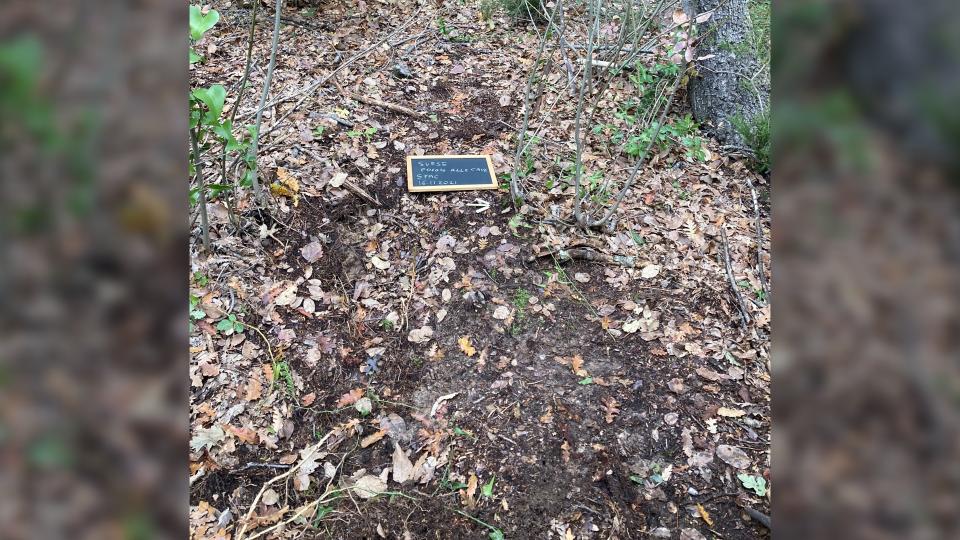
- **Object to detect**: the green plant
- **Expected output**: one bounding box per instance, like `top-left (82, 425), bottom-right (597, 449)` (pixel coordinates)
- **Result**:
top-left (450, 508), bottom-right (504, 540)
top-left (480, 0), bottom-right (497, 20)
top-left (481, 475), bottom-right (496, 498)
top-left (732, 110), bottom-right (770, 174)
top-left (500, 0), bottom-right (546, 22)
top-left (192, 271), bottom-right (209, 286)
top-left (272, 360), bottom-right (295, 395)
top-left (189, 5), bottom-right (219, 63)
top-left (189, 295), bottom-right (206, 321)
top-left (513, 288), bottom-right (531, 310)
top-left (437, 17), bottom-right (450, 36)
top-left (216, 313), bottom-right (244, 334)
top-left (453, 426), bottom-right (476, 440)
top-left (347, 126), bottom-right (377, 143)
top-left (738, 473), bottom-right (768, 496)
top-left (380, 318), bottom-right (395, 331)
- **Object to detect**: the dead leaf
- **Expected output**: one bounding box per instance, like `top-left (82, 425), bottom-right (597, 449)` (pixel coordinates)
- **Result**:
top-left (539, 406), bottom-right (554, 424)
top-left (329, 172), bottom-right (348, 188)
top-left (262, 488), bottom-right (279, 506)
top-left (668, 378), bottom-right (686, 393)
top-left (353, 474), bottom-right (388, 499)
top-left (458, 336), bottom-right (477, 357)
top-left (574, 272), bottom-right (591, 283)
top-left (370, 256), bottom-right (391, 270)
top-left (570, 354), bottom-right (587, 377)
top-left (361, 430), bottom-right (386, 448)
top-left (407, 326), bottom-right (434, 344)
top-left (301, 241), bottom-right (324, 263)
top-left (696, 366), bottom-right (725, 381)
top-left (226, 425), bottom-right (259, 444)
top-left (336, 388), bottom-right (364, 408)
top-left (190, 425), bottom-right (225, 452)
top-left (463, 473), bottom-right (478, 509)
top-left (301, 392), bottom-right (317, 406)
top-left (601, 396), bottom-right (620, 424)
top-left (696, 503), bottom-right (714, 527)
top-left (492, 306), bottom-right (510, 320)
top-left (717, 407), bottom-right (746, 417)
top-left (246, 374), bottom-right (263, 401)
top-left (392, 443), bottom-right (414, 484)
top-left (716, 444), bottom-right (751, 469)
top-left (641, 264), bottom-right (661, 279)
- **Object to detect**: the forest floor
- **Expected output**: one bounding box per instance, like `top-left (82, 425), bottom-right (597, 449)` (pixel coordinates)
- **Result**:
top-left (189, 1), bottom-right (771, 539)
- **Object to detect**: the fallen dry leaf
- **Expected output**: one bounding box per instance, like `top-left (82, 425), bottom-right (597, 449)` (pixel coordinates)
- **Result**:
top-left (301, 392), bottom-right (317, 406)
top-left (352, 474), bottom-right (387, 499)
top-left (336, 388), bottom-right (365, 408)
top-left (407, 326), bottom-right (434, 344)
top-left (492, 306), bottom-right (510, 320)
top-left (458, 336), bottom-right (477, 357)
top-left (601, 396), bottom-right (620, 424)
top-left (245, 373), bottom-right (263, 401)
top-left (641, 264), bottom-right (661, 279)
top-left (301, 241), bottom-right (324, 263)
top-left (716, 444), bottom-right (751, 469)
top-left (696, 503), bottom-right (714, 527)
top-left (463, 473), bottom-right (478, 509)
top-left (361, 430), bottom-right (386, 448)
top-left (717, 407), bottom-right (746, 417)
top-left (392, 442), bottom-right (414, 484)
top-left (570, 354), bottom-right (587, 377)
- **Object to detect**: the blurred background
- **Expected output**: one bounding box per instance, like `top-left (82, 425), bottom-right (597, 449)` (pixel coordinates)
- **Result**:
top-left (0, 0), bottom-right (957, 538)
top-left (0, 1), bottom-right (187, 539)
top-left (774, 0), bottom-right (960, 538)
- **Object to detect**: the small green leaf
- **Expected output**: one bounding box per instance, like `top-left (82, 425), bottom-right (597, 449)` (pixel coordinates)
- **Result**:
top-left (578, 377), bottom-right (593, 385)
top-left (189, 5), bottom-right (220, 41)
top-left (192, 85), bottom-right (226, 122)
top-left (189, 47), bottom-right (202, 64)
top-left (488, 530), bottom-right (504, 540)
top-left (215, 319), bottom-right (233, 332)
top-left (481, 475), bottom-right (495, 498)
top-left (629, 475), bottom-right (644, 484)
top-left (737, 473), bottom-right (768, 496)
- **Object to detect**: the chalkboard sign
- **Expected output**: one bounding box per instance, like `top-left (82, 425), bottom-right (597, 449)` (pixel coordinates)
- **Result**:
top-left (406, 155), bottom-right (498, 192)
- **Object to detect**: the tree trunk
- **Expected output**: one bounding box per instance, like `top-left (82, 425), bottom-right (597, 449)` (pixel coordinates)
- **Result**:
top-left (685, 0), bottom-right (769, 146)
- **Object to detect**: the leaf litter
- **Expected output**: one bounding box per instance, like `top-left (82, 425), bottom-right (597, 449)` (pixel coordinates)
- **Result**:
top-left (190, 0), bottom-right (771, 538)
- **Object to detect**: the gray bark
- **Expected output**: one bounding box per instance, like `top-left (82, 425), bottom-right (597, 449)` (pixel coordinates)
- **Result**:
top-left (685, 0), bottom-right (769, 146)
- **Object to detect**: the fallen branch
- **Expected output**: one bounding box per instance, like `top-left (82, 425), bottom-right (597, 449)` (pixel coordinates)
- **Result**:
top-left (341, 177), bottom-right (381, 207)
top-left (338, 84), bottom-right (425, 119)
top-left (745, 176), bottom-right (769, 302)
top-left (247, 0), bottom-right (284, 203)
top-left (720, 227), bottom-right (752, 327)
top-left (531, 248), bottom-right (635, 268)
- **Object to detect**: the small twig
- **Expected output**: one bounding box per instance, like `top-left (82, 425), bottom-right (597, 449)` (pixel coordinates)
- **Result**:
top-left (190, 128), bottom-right (211, 252)
top-left (531, 248), bottom-right (635, 268)
top-left (247, 0), bottom-right (284, 204)
top-left (334, 76), bottom-right (425, 119)
top-left (231, 462), bottom-right (292, 474)
top-left (745, 176), bottom-right (769, 302)
top-left (720, 227), bottom-right (752, 327)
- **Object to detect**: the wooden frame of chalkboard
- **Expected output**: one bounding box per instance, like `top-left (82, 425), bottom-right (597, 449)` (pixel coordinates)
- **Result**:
top-left (406, 154), bottom-right (498, 192)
